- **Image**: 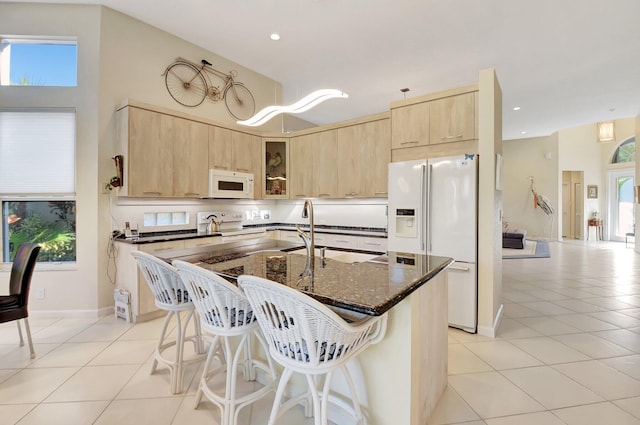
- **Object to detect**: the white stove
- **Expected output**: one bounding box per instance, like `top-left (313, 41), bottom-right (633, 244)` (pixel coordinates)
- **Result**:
top-left (196, 210), bottom-right (266, 239)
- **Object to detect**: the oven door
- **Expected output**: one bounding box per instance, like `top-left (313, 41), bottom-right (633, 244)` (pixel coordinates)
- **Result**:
top-left (208, 169), bottom-right (254, 198)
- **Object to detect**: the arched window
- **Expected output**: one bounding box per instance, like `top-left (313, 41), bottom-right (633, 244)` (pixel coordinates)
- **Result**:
top-left (612, 137), bottom-right (635, 164)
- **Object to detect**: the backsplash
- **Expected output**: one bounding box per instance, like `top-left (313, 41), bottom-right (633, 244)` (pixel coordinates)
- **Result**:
top-left (109, 197), bottom-right (388, 234)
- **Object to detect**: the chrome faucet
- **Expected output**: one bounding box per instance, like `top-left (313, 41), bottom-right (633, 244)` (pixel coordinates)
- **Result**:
top-left (296, 199), bottom-right (315, 275)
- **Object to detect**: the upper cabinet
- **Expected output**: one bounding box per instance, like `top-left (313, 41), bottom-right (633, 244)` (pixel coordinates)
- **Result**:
top-left (391, 101), bottom-right (430, 149)
top-left (117, 101), bottom-right (262, 198)
top-left (120, 106), bottom-right (208, 197)
top-left (263, 139), bottom-right (289, 198)
top-left (290, 130), bottom-right (338, 199)
top-left (429, 92), bottom-right (476, 144)
top-left (337, 118), bottom-right (390, 198)
top-left (390, 86), bottom-right (479, 162)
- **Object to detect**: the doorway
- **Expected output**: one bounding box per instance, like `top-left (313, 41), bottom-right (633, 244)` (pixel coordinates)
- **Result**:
top-left (562, 171), bottom-right (584, 239)
top-left (607, 168), bottom-right (635, 242)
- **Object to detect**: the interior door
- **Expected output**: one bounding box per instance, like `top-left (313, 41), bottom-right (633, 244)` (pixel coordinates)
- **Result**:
top-left (608, 168), bottom-right (635, 242)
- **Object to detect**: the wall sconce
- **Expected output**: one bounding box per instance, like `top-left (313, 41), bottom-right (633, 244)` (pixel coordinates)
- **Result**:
top-left (597, 121), bottom-right (615, 143)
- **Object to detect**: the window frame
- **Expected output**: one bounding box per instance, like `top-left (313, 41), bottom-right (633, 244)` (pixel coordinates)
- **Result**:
top-left (0, 35), bottom-right (78, 87)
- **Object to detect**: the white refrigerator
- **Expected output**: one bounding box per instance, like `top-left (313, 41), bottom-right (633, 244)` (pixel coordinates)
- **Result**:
top-left (388, 154), bottom-right (478, 333)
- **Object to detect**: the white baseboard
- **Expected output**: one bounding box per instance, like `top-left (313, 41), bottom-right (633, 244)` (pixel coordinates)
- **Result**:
top-left (30, 307), bottom-right (114, 319)
top-left (477, 303), bottom-right (504, 338)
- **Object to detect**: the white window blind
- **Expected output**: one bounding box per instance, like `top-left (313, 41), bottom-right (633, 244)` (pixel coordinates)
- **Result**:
top-left (0, 109), bottom-right (75, 194)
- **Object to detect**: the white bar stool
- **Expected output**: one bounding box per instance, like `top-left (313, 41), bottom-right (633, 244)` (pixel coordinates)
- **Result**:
top-left (131, 251), bottom-right (205, 394)
top-left (238, 274), bottom-right (387, 425)
top-left (174, 260), bottom-right (278, 425)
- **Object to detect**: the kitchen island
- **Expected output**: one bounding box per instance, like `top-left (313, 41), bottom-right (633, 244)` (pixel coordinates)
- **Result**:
top-left (159, 238), bottom-right (452, 424)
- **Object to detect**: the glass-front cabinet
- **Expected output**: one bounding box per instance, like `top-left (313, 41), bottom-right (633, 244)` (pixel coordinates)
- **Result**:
top-left (262, 138), bottom-right (289, 198)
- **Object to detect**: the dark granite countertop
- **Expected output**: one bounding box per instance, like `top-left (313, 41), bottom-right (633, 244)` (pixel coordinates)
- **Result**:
top-left (160, 238), bottom-right (452, 317)
top-left (114, 223), bottom-right (387, 245)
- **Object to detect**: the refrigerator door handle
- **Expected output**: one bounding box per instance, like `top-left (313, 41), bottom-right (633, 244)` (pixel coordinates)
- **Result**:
top-left (421, 164), bottom-right (427, 252)
top-left (427, 163), bottom-right (433, 252)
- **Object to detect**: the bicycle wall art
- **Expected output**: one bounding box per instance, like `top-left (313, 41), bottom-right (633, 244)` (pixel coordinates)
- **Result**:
top-left (162, 57), bottom-right (256, 121)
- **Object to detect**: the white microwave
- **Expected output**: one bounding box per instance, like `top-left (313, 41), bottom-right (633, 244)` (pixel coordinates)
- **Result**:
top-left (208, 169), bottom-right (254, 199)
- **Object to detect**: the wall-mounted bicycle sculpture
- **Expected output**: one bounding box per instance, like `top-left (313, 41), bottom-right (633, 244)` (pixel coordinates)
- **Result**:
top-left (162, 57), bottom-right (255, 121)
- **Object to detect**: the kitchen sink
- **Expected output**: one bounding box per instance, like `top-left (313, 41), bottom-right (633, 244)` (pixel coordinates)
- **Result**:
top-left (288, 248), bottom-right (378, 264)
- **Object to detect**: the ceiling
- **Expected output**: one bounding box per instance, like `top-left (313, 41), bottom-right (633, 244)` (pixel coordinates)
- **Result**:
top-left (7, 0), bottom-right (640, 140)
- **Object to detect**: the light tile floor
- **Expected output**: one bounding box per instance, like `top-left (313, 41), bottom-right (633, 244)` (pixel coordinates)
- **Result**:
top-left (1, 240), bottom-right (639, 424)
top-left (433, 240), bottom-right (640, 425)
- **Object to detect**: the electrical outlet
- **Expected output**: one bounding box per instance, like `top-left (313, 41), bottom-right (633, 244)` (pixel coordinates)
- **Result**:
top-left (36, 288), bottom-right (45, 299)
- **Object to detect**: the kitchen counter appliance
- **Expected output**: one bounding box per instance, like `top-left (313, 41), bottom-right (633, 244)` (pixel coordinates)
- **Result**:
top-left (196, 210), bottom-right (266, 240)
top-left (208, 169), bottom-right (254, 198)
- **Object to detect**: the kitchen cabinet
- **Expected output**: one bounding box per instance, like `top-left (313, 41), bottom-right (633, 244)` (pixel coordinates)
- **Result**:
top-left (290, 130), bottom-right (338, 198)
top-left (289, 135), bottom-right (314, 198)
top-left (208, 126), bottom-right (262, 198)
top-left (207, 126), bottom-right (233, 170)
top-left (337, 118), bottom-right (390, 198)
top-left (118, 106), bottom-right (208, 198)
top-left (429, 92), bottom-right (476, 144)
top-left (391, 101), bottom-right (430, 149)
top-left (312, 130), bottom-right (339, 198)
top-left (263, 139), bottom-right (289, 198)
top-left (116, 239), bottom-right (186, 322)
top-left (173, 119), bottom-right (209, 197)
top-left (358, 236), bottom-right (387, 252)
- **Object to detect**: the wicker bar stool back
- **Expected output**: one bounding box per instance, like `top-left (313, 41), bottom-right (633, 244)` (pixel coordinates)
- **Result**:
top-left (131, 251), bottom-right (204, 394)
top-left (173, 260), bottom-right (277, 425)
top-left (238, 274), bottom-right (386, 425)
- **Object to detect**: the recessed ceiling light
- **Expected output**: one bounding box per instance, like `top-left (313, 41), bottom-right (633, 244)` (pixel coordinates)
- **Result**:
top-left (270, 33), bottom-right (280, 41)
top-left (513, 107), bottom-right (521, 111)
top-left (521, 131), bottom-right (527, 135)
top-left (608, 108), bottom-right (616, 112)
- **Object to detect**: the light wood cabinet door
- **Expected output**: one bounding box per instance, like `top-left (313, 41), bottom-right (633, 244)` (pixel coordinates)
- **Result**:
top-left (429, 92), bottom-right (476, 144)
top-left (337, 119), bottom-right (390, 198)
top-left (208, 126), bottom-right (233, 171)
top-left (128, 108), bottom-right (173, 197)
top-left (391, 102), bottom-right (430, 149)
top-left (289, 135), bottom-right (314, 199)
top-left (173, 119), bottom-right (208, 197)
top-left (313, 130), bottom-right (338, 198)
top-left (231, 132), bottom-right (262, 198)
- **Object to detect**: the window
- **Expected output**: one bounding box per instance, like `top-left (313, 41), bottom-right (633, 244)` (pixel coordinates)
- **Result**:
top-left (612, 137), bottom-right (635, 164)
top-left (0, 37), bottom-right (77, 87)
top-left (0, 109), bottom-right (76, 262)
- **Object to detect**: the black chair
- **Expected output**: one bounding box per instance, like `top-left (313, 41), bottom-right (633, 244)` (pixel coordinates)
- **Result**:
top-left (0, 243), bottom-right (41, 359)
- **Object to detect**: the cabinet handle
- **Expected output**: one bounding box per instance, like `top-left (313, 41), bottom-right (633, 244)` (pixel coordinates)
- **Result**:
top-left (441, 134), bottom-right (463, 141)
top-left (318, 193), bottom-right (331, 197)
top-left (336, 239), bottom-right (350, 243)
top-left (400, 141), bottom-right (419, 145)
top-left (375, 191), bottom-right (388, 195)
top-left (295, 194), bottom-right (307, 197)
top-left (143, 191), bottom-right (162, 195)
top-left (364, 242), bottom-right (381, 246)
top-left (236, 168), bottom-right (249, 172)
top-left (449, 266), bottom-right (470, 272)
top-left (215, 166), bottom-right (229, 170)
top-left (184, 192), bottom-right (200, 196)
top-left (344, 192), bottom-right (358, 197)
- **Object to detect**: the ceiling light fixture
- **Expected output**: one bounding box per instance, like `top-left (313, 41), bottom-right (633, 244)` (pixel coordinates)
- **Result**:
top-left (237, 89), bottom-right (348, 127)
top-left (270, 33), bottom-right (280, 41)
top-left (513, 106), bottom-right (521, 111)
top-left (597, 121), bottom-right (615, 142)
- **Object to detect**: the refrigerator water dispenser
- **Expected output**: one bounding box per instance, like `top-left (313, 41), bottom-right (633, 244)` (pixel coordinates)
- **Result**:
top-left (395, 208), bottom-right (417, 238)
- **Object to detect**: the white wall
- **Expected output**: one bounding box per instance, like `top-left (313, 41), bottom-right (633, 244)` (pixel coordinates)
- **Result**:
top-left (502, 134), bottom-right (559, 240)
top-left (0, 3), bottom-right (103, 314)
top-left (0, 3), bottom-right (283, 315)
